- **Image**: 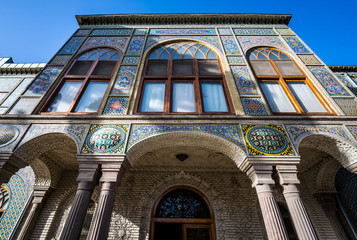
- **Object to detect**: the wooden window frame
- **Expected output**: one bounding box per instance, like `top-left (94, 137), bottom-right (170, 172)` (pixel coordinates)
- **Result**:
top-left (39, 48), bottom-right (120, 115)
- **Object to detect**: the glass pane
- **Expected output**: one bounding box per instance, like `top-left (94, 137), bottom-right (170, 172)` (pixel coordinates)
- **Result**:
top-left (67, 61), bottom-right (93, 75)
top-left (287, 82), bottom-right (326, 112)
top-left (172, 60), bottom-right (193, 75)
top-left (275, 61), bottom-right (303, 76)
top-left (45, 81), bottom-right (82, 112)
top-left (140, 81), bottom-right (165, 112)
top-left (146, 61), bottom-right (167, 75)
top-left (201, 81), bottom-right (228, 112)
top-left (91, 61), bottom-right (116, 75)
top-left (172, 82), bottom-right (196, 112)
top-left (250, 61), bottom-right (277, 76)
top-left (260, 82), bottom-right (296, 113)
top-left (74, 81), bottom-right (108, 112)
top-left (187, 228), bottom-right (210, 240)
top-left (198, 60), bottom-right (221, 75)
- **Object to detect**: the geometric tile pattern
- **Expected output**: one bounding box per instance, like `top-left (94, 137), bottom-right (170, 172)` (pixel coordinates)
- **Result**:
top-left (346, 125), bottom-right (357, 141)
top-left (24, 66), bottom-right (63, 96)
top-left (122, 57), bottom-right (140, 65)
top-left (275, 28), bottom-right (294, 35)
top-left (308, 66), bottom-right (350, 96)
top-left (242, 125), bottom-right (295, 156)
top-left (233, 29), bottom-right (276, 35)
top-left (237, 36), bottom-right (287, 52)
top-left (1, 78), bottom-right (33, 107)
top-left (298, 55), bottom-right (321, 65)
top-left (111, 66), bottom-right (137, 95)
top-left (134, 29), bottom-right (148, 35)
top-left (241, 98), bottom-right (267, 115)
top-left (74, 29), bottom-right (91, 36)
top-left (285, 124), bottom-right (355, 146)
top-left (125, 36), bottom-right (146, 55)
top-left (59, 37), bottom-right (86, 54)
top-left (78, 37), bottom-right (129, 55)
top-left (227, 57), bottom-right (245, 65)
top-left (282, 36), bottom-right (310, 53)
top-left (127, 124), bottom-right (244, 150)
top-left (81, 124), bottom-right (129, 154)
top-left (220, 36), bottom-right (242, 55)
top-left (90, 29), bottom-right (132, 36)
top-left (230, 66), bottom-right (258, 95)
top-left (218, 28), bottom-right (232, 35)
top-left (149, 29), bottom-right (216, 35)
top-left (0, 124), bottom-right (29, 152)
top-left (8, 98), bottom-right (39, 115)
top-left (49, 55), bottom-right (72, 65)
top-left (334, 98), bottom-right (357, 115)
top-left (337, 75), bottom-right (357, 96)
top-left (103, 97), bottom-right (128, 115)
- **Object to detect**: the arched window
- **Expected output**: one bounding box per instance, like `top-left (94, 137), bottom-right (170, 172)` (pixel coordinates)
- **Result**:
top-left (151, 187), bottom-right (215, 240)
top-left (41, 48), bottom-right (120, 114)
top-left (0, 185), bottom-right (9, 218)
top-left (137, 42), bottom-right (231, 114)
top-left (247, 47), bottom-right (331, 114)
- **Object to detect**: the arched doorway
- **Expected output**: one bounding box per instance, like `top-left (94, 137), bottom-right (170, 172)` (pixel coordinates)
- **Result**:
top-left (150, 187), bottom-right (216, 240)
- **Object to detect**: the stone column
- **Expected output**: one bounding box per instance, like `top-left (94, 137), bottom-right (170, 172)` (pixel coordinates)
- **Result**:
top-left (0, 153), bottom-right (26, 184)
top-left (275, 165), bottom-right (318, 240)
top-left (59, 164), bottom-right (100, 240)
top-left (88, 157), bottom-right (130, 240)
top-left (247, 165), bottom-right (288, 240)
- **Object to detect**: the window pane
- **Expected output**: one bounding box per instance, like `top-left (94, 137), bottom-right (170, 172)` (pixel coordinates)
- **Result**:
top-left (172, 60), bottom-right (193, 75)
top-left (198, 60), bottom-right (221, 75)
top-left (140, 81), bottom-right (165, 112)
top-left (287, 82), bottom-right (326, 112)
top-left (67, 61), bottom-right (93, 75)
top-left (74, 81), bottom-right (108, 112)
top-left (91, 61), bottom-right (116, 75)
top-left (45, 81), bottom-right (82, 112)
top-left (146, 61), bottom-right (168, 76)
top-left (260, 82), bottom-right (296, 113)
top-left (250, 61), bottom-right (277, 76)
top-left (201, 81), bottom-right (228, 112)
top-left (275, 61), bottom-right (303, 76)
top-left (172, 81), bottom-right (196, 112)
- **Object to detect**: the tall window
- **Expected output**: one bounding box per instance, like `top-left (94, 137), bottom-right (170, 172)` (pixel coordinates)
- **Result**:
top-left (0, 185), bottom-right (9, 218)
top-left (248, 47), bottom-right (330, 114)
top-left (137, 42), bottom-right (231, 114)
top-left (41, 48), bottom-right (120, 114)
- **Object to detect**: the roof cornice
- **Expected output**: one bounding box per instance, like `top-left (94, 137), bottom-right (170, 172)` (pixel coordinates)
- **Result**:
top-left (329, 65), bottom-right (357, 72)
top-left (76, 13), bottom-right (292, 27)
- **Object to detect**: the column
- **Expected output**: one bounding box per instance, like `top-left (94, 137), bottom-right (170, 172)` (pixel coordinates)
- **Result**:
top-left (275, 165), bottom-right (318, 240)
top-left (59, 164), bottom-right (100, 240)
top-left (0, 153), bottom-right (26, 184)
top-left (247, 165), bottom-right (288, 240)
top-left (88, 158), bottom-right (130, 240)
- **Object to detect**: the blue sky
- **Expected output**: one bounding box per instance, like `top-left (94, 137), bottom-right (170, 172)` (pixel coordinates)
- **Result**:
top-left (1, 0), bottom-right (356, 65)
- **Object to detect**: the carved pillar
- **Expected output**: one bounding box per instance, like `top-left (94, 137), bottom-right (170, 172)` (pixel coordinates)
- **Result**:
top-left (88, 157), bottom-right (130, 240)
top-left (247, 165), bottom-right (288, 240)
top-left (275, 165), bottom-right (318, 240)
top-left (0, 153), bottom-right (26, 184)
top-left (59, 164), bottom-right (100, 240)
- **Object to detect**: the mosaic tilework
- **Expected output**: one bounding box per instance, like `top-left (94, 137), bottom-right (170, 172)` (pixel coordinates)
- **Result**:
top-left (145, 36), bottom-right (222, 53)
top-left (230, 66), bottom-right (258, 95)
top-left (8, 98), bottom-right (39, 115)
top-left (346, 125), bottom-right (357, 141)
top-left (337, 75), bottom-right (357, 96)
top-left (308, 66), bottom-right (350, 96)
top-left (275, 28), bottom-right (294, 35)
top-left (242, 125), bottom-right (295, 156)
top-left (220, 36), bottom-right (242, 55)
top-left (20, 124), bottom-right (89, 151)
top-left (78, 37), bottom-right (129, 55)
top-left (227, 57), bottom-right (245, 65)
top-left (24, 67), bottom-right (63, 96)
top-left (81, 124), bottom-right (129, 154)
top-left (234, 29), bottom-right (275, 35)
top-left (218, 28), bottom-right (232, 35)
top-left (285, 125), bottom-right (355, 146)
top-left (334, 98), bottom-right (357, 115)
top-left (282, 36), bottom-right (310, 53)
top-left (237, 36), bottom-right (287, 52)
top-left (74, 29), bottom-right (91, 36)
top-left (49, 55), bottom-right (71, 65)
top-left (103, 97), bottom-right (128, 115)
top-left (134, 29), bottom-right (148, 35)
top-left (0, 78), bottom-right (22, 92)
top-left (17, 166), bottom-right (35, 194)
top-left (241, 98), bottom-right (267, 115)
top-left (90, 29), bottom-right (132, 36)
top-left (128, 124), bottom-right (244, 150)
top-left (122, 56), bottom-right (140, 65)
top-left (59, 37), bottom-right (86, 54)
top-left (111, 66), bottom-right (137, 95)
top-left (298, 55), bottom-right (321, 65)
top-left (1, 78), bottom-right (33, 107)
top-left (335, 167), bottom-right (357, 231)
top-left (149, 29), bottom-right (216, 35)
top-left (0, 125), bottom-right (28, 152)
top-left (125, 36), bottom-right (145, 55)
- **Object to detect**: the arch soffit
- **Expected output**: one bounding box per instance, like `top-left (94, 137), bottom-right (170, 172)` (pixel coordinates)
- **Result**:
top-left (126, 131), bottom-right (247, 169)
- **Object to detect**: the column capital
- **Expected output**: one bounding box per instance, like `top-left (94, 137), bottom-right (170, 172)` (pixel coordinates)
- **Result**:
top-left (275, 165), bottom-right (300, 186)
top-left (100, 157), bottom-right (131, 185)
top-left (77, 163), bottom-right (100, 183)
top-left (246, 165), bottom-right (275, 187)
